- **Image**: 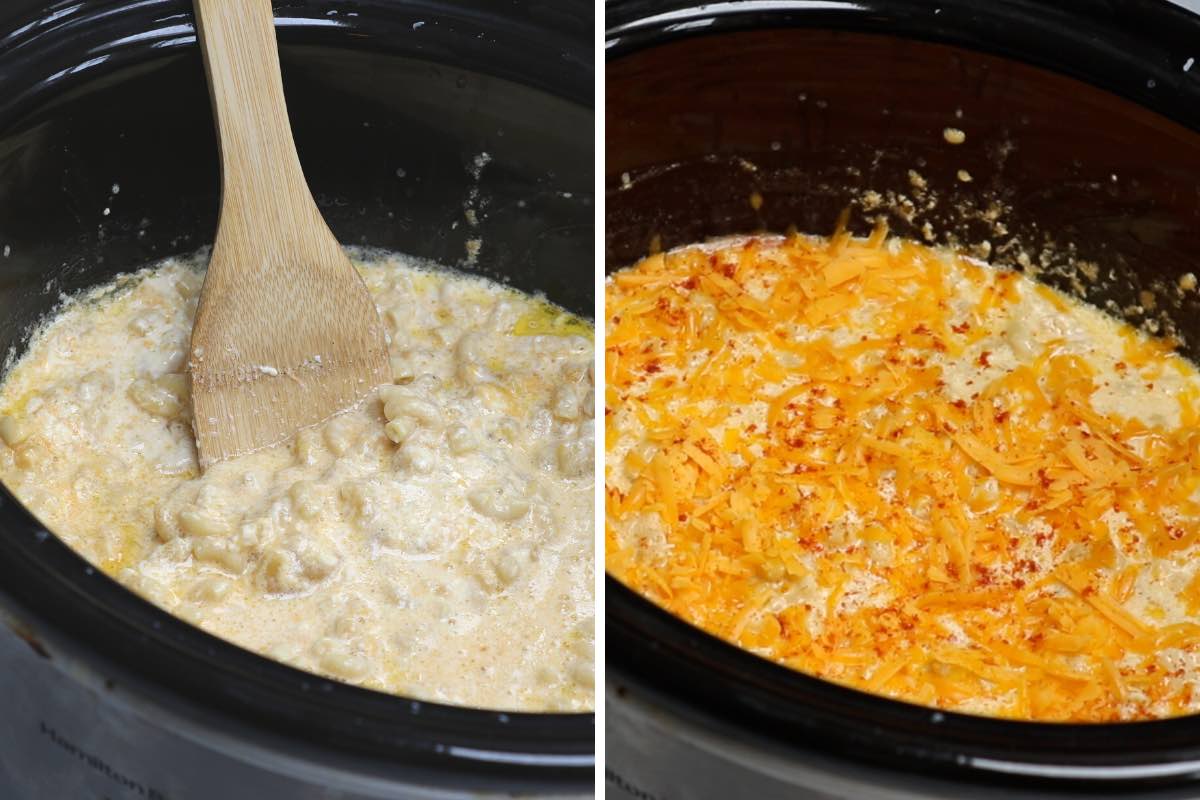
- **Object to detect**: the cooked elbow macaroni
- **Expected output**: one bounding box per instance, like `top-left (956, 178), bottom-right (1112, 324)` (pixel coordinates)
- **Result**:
top-left (0, 249), bottom-right (594, 712)
top-left (607, 232), bottom-right (1200, 722)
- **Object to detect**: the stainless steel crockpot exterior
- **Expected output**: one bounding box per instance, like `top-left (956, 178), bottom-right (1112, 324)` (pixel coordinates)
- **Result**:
top-left (606, 1), bottom-right (1200, 798)
top-left (0, 2), bottom-right (593, 798)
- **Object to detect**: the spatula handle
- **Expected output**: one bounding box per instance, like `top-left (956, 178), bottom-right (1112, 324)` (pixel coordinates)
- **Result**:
top-left (193, 0), bottom-right (312, 238)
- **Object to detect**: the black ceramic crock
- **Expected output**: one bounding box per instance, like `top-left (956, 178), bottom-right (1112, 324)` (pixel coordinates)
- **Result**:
top-left (607, 1), bottom-right (1200, 798)
top-left (0, 2), bottom-right (593, 798)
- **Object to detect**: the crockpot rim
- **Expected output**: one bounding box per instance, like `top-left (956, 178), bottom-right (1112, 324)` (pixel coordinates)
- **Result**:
top-left (606, 0), bottom-right (1200, 134)
top-left (606, 0), bottom-right (1200, 789)
top-left (0, 0), bottom-right (594, 120)
top-left (0, 0), bottom-right (594, 787)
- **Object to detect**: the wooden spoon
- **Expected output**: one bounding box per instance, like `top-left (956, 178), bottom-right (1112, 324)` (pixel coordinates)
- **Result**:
top-left (188, 0), bottom-right (389, 468)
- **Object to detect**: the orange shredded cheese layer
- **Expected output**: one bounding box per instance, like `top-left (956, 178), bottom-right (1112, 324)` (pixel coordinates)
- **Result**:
top-left (605, 230), bottom-right (1200, 721)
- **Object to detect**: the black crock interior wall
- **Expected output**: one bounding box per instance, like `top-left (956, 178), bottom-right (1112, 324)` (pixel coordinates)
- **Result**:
top-left (0, 0), bottom-right (592, 789)
top-left (607, 24), bottom-right (1200, 359)
top-left (0, 0), bottom-right (593, 359)
top-left (607, 0), bottom-right (1200, 793)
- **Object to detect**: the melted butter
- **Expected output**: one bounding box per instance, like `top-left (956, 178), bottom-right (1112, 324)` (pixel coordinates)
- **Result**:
top-left (513, 302), bottom-right (593, 339)
top-left (100, 521), bottom-right (145, 575)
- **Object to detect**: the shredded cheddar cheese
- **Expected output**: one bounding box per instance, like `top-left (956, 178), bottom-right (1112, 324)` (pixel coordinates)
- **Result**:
top-left (606, 229), bottom-right (1200, 721)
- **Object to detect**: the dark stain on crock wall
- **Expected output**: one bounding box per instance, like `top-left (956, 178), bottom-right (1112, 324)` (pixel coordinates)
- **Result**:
top-left (7, 620), bottom-right (50, 659)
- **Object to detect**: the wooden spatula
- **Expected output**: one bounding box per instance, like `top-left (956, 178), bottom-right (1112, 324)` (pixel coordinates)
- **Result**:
top-left (188, 0), bottom-right (389, 468)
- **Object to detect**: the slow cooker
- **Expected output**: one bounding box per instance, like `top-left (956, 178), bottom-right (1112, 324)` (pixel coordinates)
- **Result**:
top-left (0, 1), bottom-right (593, 798)
top-left (606, 1), bottom-right (1200, 797)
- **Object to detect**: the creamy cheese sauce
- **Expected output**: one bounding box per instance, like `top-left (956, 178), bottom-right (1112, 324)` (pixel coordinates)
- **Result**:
top-left (606, 232), bottom-right (1200, 721)
top-left (0, 250), bottom-right (594, 712)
